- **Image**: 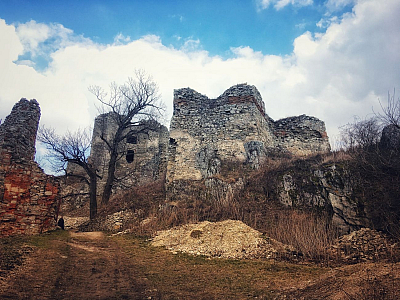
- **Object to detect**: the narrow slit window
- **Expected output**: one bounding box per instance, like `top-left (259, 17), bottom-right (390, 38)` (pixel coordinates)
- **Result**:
top-left (126, 150), bottom-right (134, 163)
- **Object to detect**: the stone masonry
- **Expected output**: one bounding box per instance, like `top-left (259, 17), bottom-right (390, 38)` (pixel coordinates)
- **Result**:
top-left (0, 99), bottom-right (60, 236)
top-left (166, 84), bottom-right (330, 198)
top-left (65, 84), bottom-right (330, 206)
top-left (87, 113), bottom-right (169, 196)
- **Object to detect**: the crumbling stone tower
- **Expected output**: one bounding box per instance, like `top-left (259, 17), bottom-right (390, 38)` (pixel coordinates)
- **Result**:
top-left (0, 99), bottom-right (60, 236)
top-left (166, 83), bottom-right (330, 200)
top-left (88, 112), bottom-right (169, 196)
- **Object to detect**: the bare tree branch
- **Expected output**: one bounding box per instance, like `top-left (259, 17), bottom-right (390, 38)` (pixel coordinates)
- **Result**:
top-left (38, 126), bottom-right (98, 219)
top-left (88, 69), bottom-right (164, 204)
top-left (376, 89), bottom-right (400, 128)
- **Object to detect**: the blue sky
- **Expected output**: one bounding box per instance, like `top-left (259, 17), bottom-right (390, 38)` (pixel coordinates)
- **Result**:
top-left (1, 0), bottom-right (400, 167)
top-left (1, 0), bottom-right (353, 59)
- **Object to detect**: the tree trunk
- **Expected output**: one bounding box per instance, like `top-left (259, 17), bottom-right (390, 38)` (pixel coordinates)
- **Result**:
top-left (89, 173), bottom-right (97, 220)
top-left (101, 149), bottom-right (117, 204)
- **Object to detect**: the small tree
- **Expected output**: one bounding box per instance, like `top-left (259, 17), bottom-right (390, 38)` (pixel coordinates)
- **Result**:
top-left (339, 116), bottom-right (382, 151)
top-left (89, 69), bottom-right (163, 204)
top-left (338, 93), bottom-right (400, 239)
top-left (377, 89), bottom-right (400, 127)
top-left (38, 127), bottom-right (99, 219)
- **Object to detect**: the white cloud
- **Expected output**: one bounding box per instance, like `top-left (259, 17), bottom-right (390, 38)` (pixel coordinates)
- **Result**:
top-left (15, 20), bottom-right (87, 58)
top-left (16, 20), bottom-right (51, 55)
top-left (316, 16), bottom-right (339, 28)
top-left (326, 0), bottom-right (355, 12)
top-left (0, 19), bottom-right (23, 64)
top-left (257, 0), bottom-right (313, 11)
top-left (181, 38), bottom-right (202, 53)
top-left (113, 33), bottom-right (131, 45)
top-left (1, 0), bottom-right (400, 169)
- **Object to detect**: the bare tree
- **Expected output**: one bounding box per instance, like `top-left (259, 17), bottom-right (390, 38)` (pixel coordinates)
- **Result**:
top-left (339, 116), bottom-right (382, 151)
top-left (376, 89), bottom-right (400, 127)
top-left (38, 127), bottom-right (99, 219)
top-left (89, 69), bottom-right (163, 204)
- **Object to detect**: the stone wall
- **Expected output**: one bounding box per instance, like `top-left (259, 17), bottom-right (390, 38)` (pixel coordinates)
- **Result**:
top-left (274, 114), bottom-right (330, 156)
top-left (166, 84), bottom-right (330, 200)
top-left (88, 113), bottom-right (169, 197)
top-left (0, 99), bottom-right (60, 236)
top-left (167, 84), bottom-right (276, 185)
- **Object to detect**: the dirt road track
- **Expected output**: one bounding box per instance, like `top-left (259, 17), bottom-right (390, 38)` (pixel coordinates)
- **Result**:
top-left (0, 231), bottom-right (156, 300)
top-left (2, 230), bottom-right (399, 299)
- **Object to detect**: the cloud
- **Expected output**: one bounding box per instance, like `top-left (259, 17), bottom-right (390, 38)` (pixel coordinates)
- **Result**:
top-left (169, 14), bottom-right (184, 22)
top-left (316, 16), bottom-right (339, 28)
top-left (0, 0), bottom-right (400, 169)
top-left (113, 33), bottom-right (131, 45)
top-left (181, 38), bottom-right (202, 52)
top-left (326, 0), bottom-right (356, 12)
top-left (257, 0), bottom-right (313, 11)
top-left (15, 20), bottom-right (89, 57)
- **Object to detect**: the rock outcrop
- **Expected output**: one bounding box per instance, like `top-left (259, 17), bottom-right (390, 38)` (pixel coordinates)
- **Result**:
top-left (0, 99), bottom-right (60, 236)
top-left (278, 162), bottom-right (369, 233)
top-left (328, 228), bottom-right (399, 262)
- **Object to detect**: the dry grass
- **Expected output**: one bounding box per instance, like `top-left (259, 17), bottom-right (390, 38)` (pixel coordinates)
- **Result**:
top-left (263, 210), bottom-right (340, 262)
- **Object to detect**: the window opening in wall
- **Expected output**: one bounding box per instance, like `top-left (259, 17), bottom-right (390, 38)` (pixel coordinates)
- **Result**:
top-left (126, 150), bottom-right (134, 163)
top-left (127, 135), bottom-right (137, 144)
top-left (169, 138), bottom-right (177, 146)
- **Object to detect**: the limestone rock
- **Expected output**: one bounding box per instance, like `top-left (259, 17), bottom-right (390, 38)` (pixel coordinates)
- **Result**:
top-left (278, 162), bottom-right (369, 233)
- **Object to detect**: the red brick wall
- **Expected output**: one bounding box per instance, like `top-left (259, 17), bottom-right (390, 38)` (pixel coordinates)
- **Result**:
top-left (0, 99), bottom-right (61, 237)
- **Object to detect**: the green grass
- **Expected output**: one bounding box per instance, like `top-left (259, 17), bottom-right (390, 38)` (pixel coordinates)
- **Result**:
top-left (0, 229), bottom-right (70, 275)
top-left (27, 229), bottom-right (70, 248)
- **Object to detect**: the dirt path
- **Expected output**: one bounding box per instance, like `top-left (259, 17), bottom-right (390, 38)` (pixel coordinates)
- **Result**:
top-left (0, 231), bottom-right (155, 300)
top-left (1, 230), bottom-right (399, 299)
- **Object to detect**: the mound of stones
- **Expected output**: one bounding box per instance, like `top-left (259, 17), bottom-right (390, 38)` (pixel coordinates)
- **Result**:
top-left (329, 228), bottom-right (399, 262)
top-left (151, 219), bottom-right (295, 259)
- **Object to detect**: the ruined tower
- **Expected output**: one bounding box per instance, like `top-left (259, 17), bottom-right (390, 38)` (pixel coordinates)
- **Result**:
top-left (88, 112), bottom-right (169, 195)
top-left (0, 99), bottom-right (60, 236)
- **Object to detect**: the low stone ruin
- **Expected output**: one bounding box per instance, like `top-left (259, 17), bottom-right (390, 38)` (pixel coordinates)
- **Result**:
top-left (0, 99), bottom-right (60, 236)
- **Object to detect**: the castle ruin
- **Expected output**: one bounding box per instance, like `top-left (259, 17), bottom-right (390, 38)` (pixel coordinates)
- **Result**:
top-left (165, 84), bottom-right (330, 199)
top-left (88, 113), bottom-right (169, 195)
top-left (0, 99), bottom-right (60, 236)
top-left (80, 83), bottom-right (330, 203)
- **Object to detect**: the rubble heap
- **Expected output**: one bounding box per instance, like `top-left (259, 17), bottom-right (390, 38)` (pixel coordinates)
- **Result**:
top-left (151, 219), bottom-right (296, 259)
top-left (329, 228), bottom-right (399, 262)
